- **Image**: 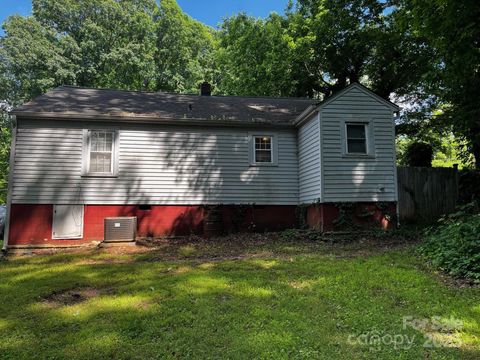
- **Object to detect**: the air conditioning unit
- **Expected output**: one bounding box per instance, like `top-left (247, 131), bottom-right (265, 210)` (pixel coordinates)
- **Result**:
top-left (104, 217), bottom-right (137, 242)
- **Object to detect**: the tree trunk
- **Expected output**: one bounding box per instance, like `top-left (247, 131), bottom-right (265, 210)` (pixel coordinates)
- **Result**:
top-left (473, 141), bottom-right (480, 170)
top-left (469, 126), bottom-right (480, 169)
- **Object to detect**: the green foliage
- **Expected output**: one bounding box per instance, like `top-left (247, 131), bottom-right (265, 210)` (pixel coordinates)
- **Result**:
top-left (404, 142), bottom-right (433, 167)
top-left (419, 203), bottom-right (480, 280)
top-left (396, 133), bottom-right (472, 169)
top-left (401, 0), bottom-right (480, 168)
top-left (0, 0), bottom-right (214, 101)
top-left (154, 0), bottom-right (216, 93)
top-left (32, 0), bottom-right (158, 90)
top-left (0, 15), bottom-right (76, 102)
top-left (215, 13), bottom-right (296, 96)
top-left (458, 170), bottom-right (480, 205)
top-left (0, 111), bottom-right (11, 204)
top-left (286, 0), bottom-right (433, 98)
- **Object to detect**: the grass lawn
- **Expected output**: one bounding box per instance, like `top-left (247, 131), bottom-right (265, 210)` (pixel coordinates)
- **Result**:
top-left (0, 235), bottom-right (479, 359)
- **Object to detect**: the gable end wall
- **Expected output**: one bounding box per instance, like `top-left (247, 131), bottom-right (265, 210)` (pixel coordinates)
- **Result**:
top-left (320, 87), bottom-right (397, 202)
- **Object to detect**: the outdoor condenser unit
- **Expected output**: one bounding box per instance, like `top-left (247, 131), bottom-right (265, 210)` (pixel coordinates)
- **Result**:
top-left (104, 217), bottom-right (137, 242)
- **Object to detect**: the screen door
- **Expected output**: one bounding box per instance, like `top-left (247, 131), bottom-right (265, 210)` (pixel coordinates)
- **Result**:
top-left (52, 205), bottom-right (84, 239)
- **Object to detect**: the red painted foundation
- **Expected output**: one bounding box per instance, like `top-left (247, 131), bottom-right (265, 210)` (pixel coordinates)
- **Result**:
top-left (7, 204), bottom-right (297, 247)
top-left (7, 202), bottom-right (394, 247)
top-left (306, 202), bottom-right (397, 231)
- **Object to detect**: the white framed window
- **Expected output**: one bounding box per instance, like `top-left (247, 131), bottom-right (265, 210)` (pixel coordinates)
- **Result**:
top-left (83, 129), bottom-right (118, 176)
top-left (254, 136), bottom-right (273, 163)
top-left (249, 134), bottom-right (278, 166)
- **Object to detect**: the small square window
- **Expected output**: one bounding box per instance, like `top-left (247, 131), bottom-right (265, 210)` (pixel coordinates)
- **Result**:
top-left (346, 123), bottom-right (367, 154)
top-left (254, 136), bottom-right (273, 163)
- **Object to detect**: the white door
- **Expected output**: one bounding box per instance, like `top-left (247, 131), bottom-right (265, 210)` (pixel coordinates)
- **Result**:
top-left (52, 205), bottom-right (84, 239)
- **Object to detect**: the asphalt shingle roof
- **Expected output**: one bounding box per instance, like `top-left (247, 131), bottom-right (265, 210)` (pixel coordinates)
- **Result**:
top-left (13, 86), bottom-right (317, 126)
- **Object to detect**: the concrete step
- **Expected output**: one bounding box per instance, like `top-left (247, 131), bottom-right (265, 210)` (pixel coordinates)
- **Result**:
top-left (99, 240), bottom-right (137, 248)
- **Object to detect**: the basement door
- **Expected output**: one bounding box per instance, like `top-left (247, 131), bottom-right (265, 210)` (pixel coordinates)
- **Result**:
top-left (52, 205), bottom-right (84, 239)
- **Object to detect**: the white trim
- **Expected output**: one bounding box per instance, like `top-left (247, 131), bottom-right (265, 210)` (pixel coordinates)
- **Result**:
top-left (82, 129), bottom-right (119, 177)
top-left (248, 133), bottom-right (278, 166)
top-left (2, 117), bottom-right (17, 251)
top-left (318, 112), bottom-right (324, 207)
top-left (391, 109), bottom-right (400, 226)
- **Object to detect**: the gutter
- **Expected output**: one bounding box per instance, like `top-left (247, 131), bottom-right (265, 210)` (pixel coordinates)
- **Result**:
top-left (10, 112), bottom-right (296, 129)
top-left (292, 105), bottom-right (319, 127)
top-left (2, 117), bottom-right (17, 252)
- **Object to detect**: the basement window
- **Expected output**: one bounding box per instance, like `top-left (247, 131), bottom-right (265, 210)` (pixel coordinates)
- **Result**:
top-left (346, 123), bottom-right (368, 154)
top-left (139, 205), bottom-right (152, 211)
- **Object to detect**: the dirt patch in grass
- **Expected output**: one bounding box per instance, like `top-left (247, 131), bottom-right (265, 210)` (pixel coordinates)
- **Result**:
top-left (41, 287), bottom-right (113, 307)
top-left (134, 231), bottom-right (420, 262)
top-left (10, 230), bottom-right (423, 269)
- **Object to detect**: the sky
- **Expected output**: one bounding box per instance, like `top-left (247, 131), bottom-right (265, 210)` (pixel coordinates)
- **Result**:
top-left (0, 0), bottom-right (290, 35)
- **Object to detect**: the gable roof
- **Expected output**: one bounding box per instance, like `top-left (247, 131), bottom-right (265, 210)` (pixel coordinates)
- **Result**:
top-left (293, 82), bottom-right (399, 126)
top-left (12, 86), bottom-right (317, 127)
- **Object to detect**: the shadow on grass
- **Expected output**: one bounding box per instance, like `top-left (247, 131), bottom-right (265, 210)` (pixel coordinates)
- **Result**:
top-left (0, 243), bottom-right (479, 359)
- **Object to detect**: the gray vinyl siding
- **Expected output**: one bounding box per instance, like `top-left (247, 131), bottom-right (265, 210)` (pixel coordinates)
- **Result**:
top-left (320, 87), bottom-right (397, 202)
top-left (298, 114), bottom-right (321, 203)
top-left (12, 120), bottom-right (299, 205)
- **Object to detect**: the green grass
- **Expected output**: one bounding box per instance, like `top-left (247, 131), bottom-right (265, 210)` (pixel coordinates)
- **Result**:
top-left (0, 237), bottom-right (479, 359)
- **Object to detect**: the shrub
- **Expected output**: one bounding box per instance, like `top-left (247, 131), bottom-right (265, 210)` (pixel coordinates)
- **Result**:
top-left (405, 142), bottom-right (433, 167)
top-left (419, 203), bottom-right (480, 281)
top-left (458, 170), bottom-right (480, 204)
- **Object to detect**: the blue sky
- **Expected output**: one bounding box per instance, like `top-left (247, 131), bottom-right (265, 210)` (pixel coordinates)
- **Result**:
top-left (0, 0), bottom-right (289, 35)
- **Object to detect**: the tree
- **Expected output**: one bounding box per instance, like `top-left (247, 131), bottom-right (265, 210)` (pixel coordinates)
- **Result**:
top-left (401, 0), bottom-right (480, 168)
top-left (287, 0), bottom-right (434, 99)
top-left (216, 13), bottom-right (296, 96)
top-left (0, 15), bottom-right (76, 103)
top-left (0, 108), bottom-right (11, 204)
top-left (32, 0), bottom-right (158, 90)
top-left (154, 0), bottom-right (216, 93)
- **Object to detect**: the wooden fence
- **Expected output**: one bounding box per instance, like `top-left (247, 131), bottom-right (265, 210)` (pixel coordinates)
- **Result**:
top-left (397, 167), bottom-right (458, 223)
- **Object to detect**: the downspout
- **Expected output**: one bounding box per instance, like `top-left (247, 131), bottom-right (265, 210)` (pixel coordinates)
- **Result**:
top-left (2, 116), bottom-right (17, 252)
top-left (392, 110), bottom-right (400, 228)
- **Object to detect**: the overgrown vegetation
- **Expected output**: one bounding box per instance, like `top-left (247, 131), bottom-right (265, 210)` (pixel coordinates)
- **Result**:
top-left (419, 203), bottom-right (480, 281)
top-left (0, 111), bottom-right (11, 204)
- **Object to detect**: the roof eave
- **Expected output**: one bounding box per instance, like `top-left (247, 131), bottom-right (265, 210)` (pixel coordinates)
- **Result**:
top-left (292, 105), bottom-right (319, 127)
top-left (11, 111), bottom-right (295, 128)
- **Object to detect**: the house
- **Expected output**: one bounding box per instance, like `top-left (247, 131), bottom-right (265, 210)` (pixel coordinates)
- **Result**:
top-left (2, 82), bottom-right (399, 249)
